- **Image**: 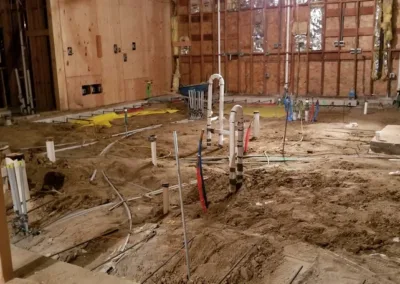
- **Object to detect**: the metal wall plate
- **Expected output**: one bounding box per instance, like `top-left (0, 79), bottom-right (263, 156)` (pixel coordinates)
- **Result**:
top-left (123, 53), bottom-right (128, 62)
top-left (67, 47), bottom-right (73, 56)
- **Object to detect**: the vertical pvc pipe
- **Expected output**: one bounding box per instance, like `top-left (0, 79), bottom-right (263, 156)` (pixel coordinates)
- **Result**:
top-left (124, 108), bottom-right (128, 134)
top-left (13, 160), bottom-right (25, 214)
top-left (364, 102), bottom-right (368, 115)
top-left (6, 163), bottom-right (21, 214)
top-left (207, 74), bottom-right (225, 147)
top-left (21, 160), bottom-right (30, 201)
top-left (17, 161), bottom-right (29, 232)
top-left (218, 78), bottom-right (224, 147)
top-left (229, 105), bottom-right (244, 192)
top-left (218, 0), bottom-right (221, 74)
top-left (149, 135), bottom-right (157, 166)
top-left (173, 131), bottom-right (191, 280)
top-left (46, 138), bottom-right (56, 162)
top-left (236, 113), bottom-right (244, 189)
top-left (284, 0), bottom-right (291, 90)
top-left (253, 111), bottom-right (260, 139)
top-left (162, 183), bottom-right (169, 215)
top-left (207, 80), bottom-right (213, 147)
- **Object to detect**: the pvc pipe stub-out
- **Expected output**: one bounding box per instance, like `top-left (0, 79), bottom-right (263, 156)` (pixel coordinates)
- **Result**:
top-left (46, 137), bottom-right (56, 162)
top-left (5, 152), bottom-right (24, 161)
top-left (4, 115), bottom-right (12, 126)
top-left (148, 135), bottom-right (157, 142)
top-left (364, 102), bottom-right (368, 115)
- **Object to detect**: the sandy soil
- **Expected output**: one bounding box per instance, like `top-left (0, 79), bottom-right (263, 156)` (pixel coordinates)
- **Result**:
top-left (1, 103), bottom-right (400, 283)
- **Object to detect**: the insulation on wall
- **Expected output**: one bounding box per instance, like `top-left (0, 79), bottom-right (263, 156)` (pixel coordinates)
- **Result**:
top-left (267, 0), bottom-right (279, 8)
top-left (372, 0), bottom-right (383, 80)
top-left (294, 35), bottom-right (307, 52)
top-left (240, 0), bottom-right (251, 9)
top-left (381, 0), bottom-right (393, 79)
top-left (253, 9), bottom-right (265, 53)
top-left (309, 6), bottom-right (324, 51)
top-left (191, 0), bottom-right (200, 14)
top-left (253, 0), bottom-right (264, 8)
top-left (227, 0), bottom-right (239, 11)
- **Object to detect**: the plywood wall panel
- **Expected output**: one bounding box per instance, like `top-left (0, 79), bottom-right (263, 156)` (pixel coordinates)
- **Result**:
top-left (339, 61), bottom-right (355, 96)
top-left (59, 0), bottom-right (101, 78)
top-left (309, 62), bottom-right (322, 96)
top-left (67, 76), bottom-right (102, 110)
top-left (373, 80), bottom-right (387, 96)
top-left (227, 59), bottom-right (239, 93)
top-left (324, 62), bottom-right (338, 96)
top-left (124, 78), bottom-right (147, 101)
top-left (239, 58), bottom-right (251, 93)
top-left (181, 63), bottom-right (190, 85)
top-left (51, 0), bottom-right (171, 110)
top-left (204, 63), bottom-right (213, 80)
top-left (266, 9), bottom-right (279, 52)
top-left (357, 58), bottom-right (371, 96)
top-left (253, 60), bottom-right (264, 95)
top-left (266, 62), bottom-right (279, 95)
top-left (239, 10), bottom-right (252, 53)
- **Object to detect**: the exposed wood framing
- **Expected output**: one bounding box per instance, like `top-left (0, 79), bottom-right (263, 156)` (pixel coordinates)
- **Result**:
top-left (177, 0), bottom-right (398, 97)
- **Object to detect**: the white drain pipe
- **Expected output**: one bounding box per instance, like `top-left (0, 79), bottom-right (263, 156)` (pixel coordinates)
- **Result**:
top-left (364, 101), bottom-right (368, 115)
top-left (149, 135), bottom-right (157, 166)
top-left (253, 111), bottom-right (260, 139)
top-left (46, 138), bottom-right (56, 162)
top-left (229, 105), bottom-right (244, 192)
top-left (207, 74), bottom-right (225, 147)
top-left (217, 0), bottom-right (221, 74)
top-left (284, 0), bottom-right (291, 90)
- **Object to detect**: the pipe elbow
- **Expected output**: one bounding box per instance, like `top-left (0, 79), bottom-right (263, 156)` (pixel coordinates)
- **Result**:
top-left (208, 74), bottom-right (223, 84)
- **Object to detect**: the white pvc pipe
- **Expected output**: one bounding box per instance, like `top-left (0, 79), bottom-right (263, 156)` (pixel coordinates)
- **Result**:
top-left (21, 160), bottom-right (30, 201)
top-left (5, 159), bottom-right (21, 214)
top-left (207, 74), bottom-right (225, 147)
top-left (305, 110), bottom-right (309, 122)
top-left (364, 102), bottom-right (368, 115)
top-left (217, 0), bottom-right (221, 74)
top-left (284, 0), bottom-right (291, 90)
top-left (253, 111), bottom-right (260, 139)
top-left (46, 138), bottom-right (56, 162)
top-left (151, 140), bottom-right (157, 166)
top-left (13, 160), bottom-right (26, 214)
top-left (229, 105), bottom-right (244, 192)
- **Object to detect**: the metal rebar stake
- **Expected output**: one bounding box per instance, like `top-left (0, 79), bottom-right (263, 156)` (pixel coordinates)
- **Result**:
top-left (173, 131), bottom-right (191, 280)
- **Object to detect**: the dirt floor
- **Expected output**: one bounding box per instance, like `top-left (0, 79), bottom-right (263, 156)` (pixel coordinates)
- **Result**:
top-left (1, 102), bottom-right (400, 283)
